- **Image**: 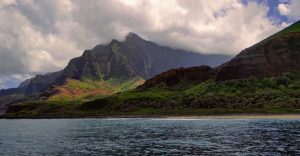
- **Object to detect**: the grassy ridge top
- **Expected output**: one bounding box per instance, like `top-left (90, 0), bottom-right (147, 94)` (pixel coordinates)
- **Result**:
top-left (280, 21), bottom-right (300, 34)
top-left (259, 21), bottom-right (300, 44)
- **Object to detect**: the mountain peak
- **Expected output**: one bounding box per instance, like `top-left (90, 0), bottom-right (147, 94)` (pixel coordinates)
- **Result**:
top-left (110, 38), bottom-right (119, 44)
top-left (125, 32), bottom-right (144, 41)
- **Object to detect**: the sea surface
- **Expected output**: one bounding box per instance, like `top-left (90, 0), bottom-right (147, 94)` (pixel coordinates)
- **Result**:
top-left (0, 118), bottom-right (300, 155)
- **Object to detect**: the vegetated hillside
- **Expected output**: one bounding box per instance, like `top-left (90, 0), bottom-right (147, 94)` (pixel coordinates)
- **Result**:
top-left (5, 73), bottom-right (300, 118)
top-left (80, 72), bottom-right (300, 114)
top-left (41, 77), bottom-right (144, 101)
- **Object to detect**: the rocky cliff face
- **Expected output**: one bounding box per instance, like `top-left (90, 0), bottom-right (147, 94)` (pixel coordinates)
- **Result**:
top-left (55, 40), bottom-right (138, 84)
top-left (217, 21), bottom-right (300, 80)
top-left (117, 33), bottom-right (229, 79)
top-left (140, 66), bottom-right (217, 88)
top-left (56, 33), bottom-right (231, 84)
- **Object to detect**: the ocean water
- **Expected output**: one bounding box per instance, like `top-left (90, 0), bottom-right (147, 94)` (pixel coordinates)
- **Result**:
top-left (0, 118), bottom-right (300, 155)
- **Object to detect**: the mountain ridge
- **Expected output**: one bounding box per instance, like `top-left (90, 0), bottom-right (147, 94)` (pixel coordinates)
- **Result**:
top-left (0, 32), bottom-right (231, 101)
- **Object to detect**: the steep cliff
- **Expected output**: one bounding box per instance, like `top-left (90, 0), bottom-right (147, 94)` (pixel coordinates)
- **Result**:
top-left (56, 33), bottom-right (230, 84)
top-left (217, 21), bottom-right (300, 80)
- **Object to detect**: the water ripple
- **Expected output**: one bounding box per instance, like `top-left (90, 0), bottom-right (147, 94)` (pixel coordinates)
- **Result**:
top-left (0, 119), bottom-right (299, 155)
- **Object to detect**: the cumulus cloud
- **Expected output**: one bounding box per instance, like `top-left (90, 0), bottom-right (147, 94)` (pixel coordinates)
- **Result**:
top-left (0, 0), bottom-right (292, 89)
top-left (278, 0), bottom-right (300, 20)
top-left (278, 3), bottom-right (290, 15)
top-left (70, 0), bottom-right (285, 55)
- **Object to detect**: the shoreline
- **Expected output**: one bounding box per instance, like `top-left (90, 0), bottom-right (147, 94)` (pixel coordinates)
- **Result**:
top-left (2, 114), bottom-right (300, 119)
top-left (164, 114), bottom-right (300, 119)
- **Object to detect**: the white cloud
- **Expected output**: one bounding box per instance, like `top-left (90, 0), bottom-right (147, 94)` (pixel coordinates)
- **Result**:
top-left (278, 0), bottom-right (300, 20)
top-left (278, 3), bottom-right (290, 15)
top-left (70, 0), bottom-right (285, 55)
top-left (0, 0), bottom-right (16, 6)
top-left (0, 0), bottom-right (291, 89)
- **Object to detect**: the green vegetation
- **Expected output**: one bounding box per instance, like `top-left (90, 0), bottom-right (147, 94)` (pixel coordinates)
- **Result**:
top-left (47, 77), bottom-right (144, 101)
top-left (280, 21), bottom-right (300, 34)
top-left (107, 77), bottom-right (145, 93)
top-left (4, 73), bottom-right (300, 118)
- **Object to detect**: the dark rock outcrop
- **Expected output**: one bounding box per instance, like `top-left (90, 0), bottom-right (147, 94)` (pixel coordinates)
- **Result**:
top-left (140, 66), bottom-right (217, 88)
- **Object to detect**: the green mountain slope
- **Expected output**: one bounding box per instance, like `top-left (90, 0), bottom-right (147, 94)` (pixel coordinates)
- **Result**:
top-left (42, 77), bottom-right (144, 101)
top-left (280, 21), bottom-right (300, 33)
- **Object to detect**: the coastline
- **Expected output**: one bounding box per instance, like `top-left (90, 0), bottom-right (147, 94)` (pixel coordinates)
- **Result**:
top-left (2, 114), bottom-right (300, 119)
top-left (164, 114), bottom-right (300, 119)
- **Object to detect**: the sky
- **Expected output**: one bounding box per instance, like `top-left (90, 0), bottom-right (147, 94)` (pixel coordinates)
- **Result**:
top-left (0, 0), bottom-right (299, 89)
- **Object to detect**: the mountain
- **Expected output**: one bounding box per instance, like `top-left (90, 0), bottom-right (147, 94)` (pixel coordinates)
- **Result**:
top-left (0, 32), bottom-right (231, 99)
top-left (141, 21), bottom-right (300, 87)
top-left (55, 32), bottom-right (231, 84)
top-left (0, 71), bottom-right (62, 97)
top-left (4, 21), bottom-right (300, 118)
top-left (217, 21), bottom-right (300, 80)
top-left (73, 20), bottom-right (300, 116)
